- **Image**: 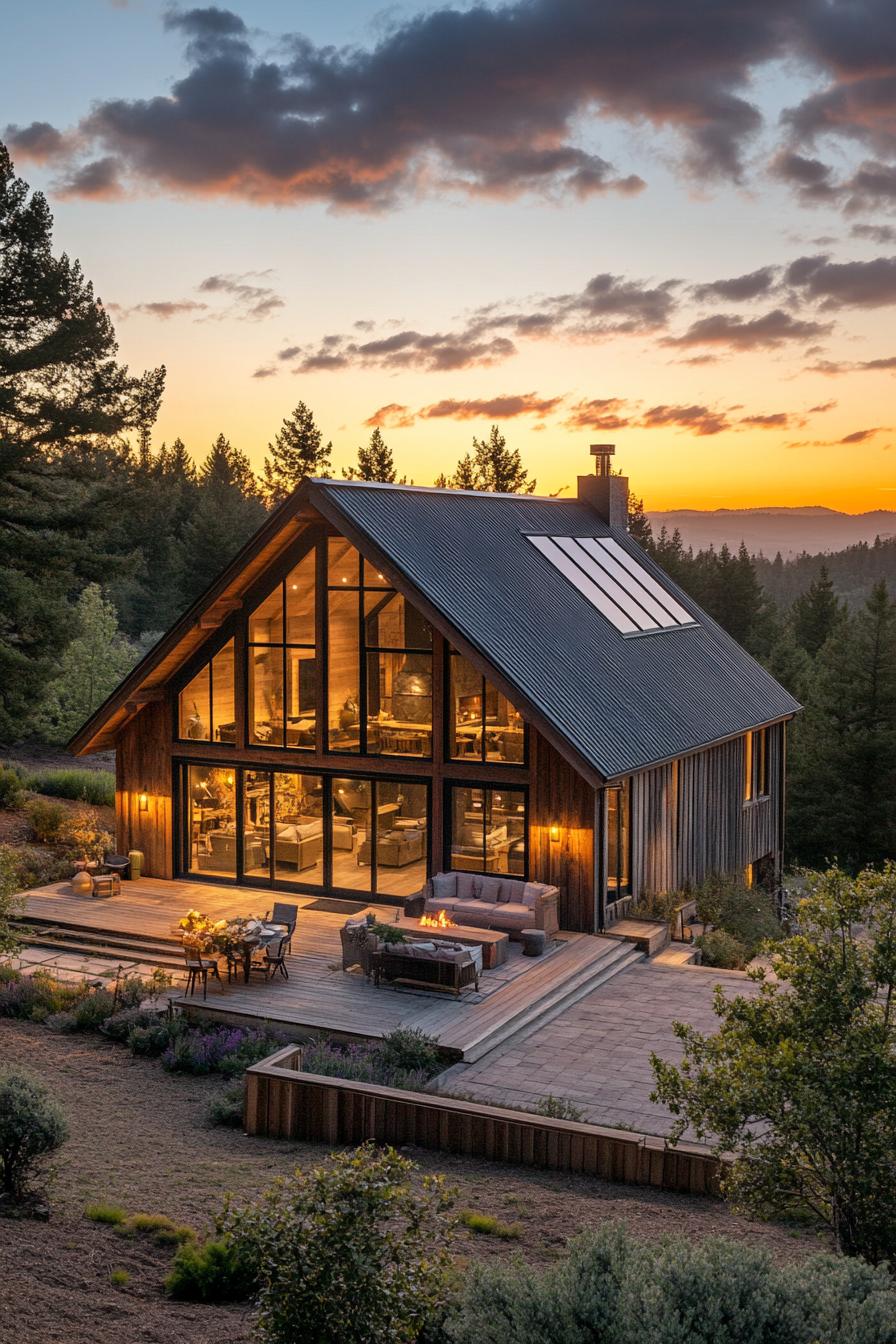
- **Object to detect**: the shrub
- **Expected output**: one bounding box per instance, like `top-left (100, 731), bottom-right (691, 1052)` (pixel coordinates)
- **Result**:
top-left (695, 872), bottom-right (781, 955)
top-left (26, 768), bottom-right (115, 809)
top-left (0, 970), bottom-right (85, 1022)
top-left (58, 805), bottom-right (114, 862)
top-left (102, 1006), bottom-right (164, 1043)
top-left (85, 1202), bottom-right (126, 1225)
top-left (696, 929), bottom-right (750, 969)
top-left (128, 1020), bottom-right (180, 1057)
top-left (0, 1069), bottom-right (68, 1203)
top-left (208, 1082), bottom-right (245, 1128)
top-left (161, 1025), bottom-right (284, 1077)
top-left (24, 798), bottom-right (68, 844)
top-left (459, 1210), bottom-right (520, 1239)
top-left (630, 888), bottom-right (690, 924)
top-left (47, 988), bottom-right (117, 1033)
top-left (533, 1094), bottom-right (585, 1121)
top-left (5, 843), bottom-right (72, 890)
top-left (371, 922), bottom-right (407, 945)
top-left (445, 1224), bottom-right (896, 1344)
top-left (378, 1027), bottom-right (442, 1080)
top-left (110, 1269), bottom-right (130, 1288)
top-left (221, 1143), bottom-right (456, 1344)
top-left (117, 1212), bottom-right (195, 1246)
top-left (165, 1236), bottom-right (256, 1304)
top-left (0, 848), bottom-right (24, 956)
top-left (0, 764), bottom-right (24, 810)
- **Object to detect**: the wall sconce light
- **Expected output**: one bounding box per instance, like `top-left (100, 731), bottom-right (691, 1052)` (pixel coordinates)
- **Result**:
top-left (549, 823), bottom-right (561, 843)
top-left (138, 792), bottom-right (149, 813)
top-left (225, 773), bottom-right (234, 788)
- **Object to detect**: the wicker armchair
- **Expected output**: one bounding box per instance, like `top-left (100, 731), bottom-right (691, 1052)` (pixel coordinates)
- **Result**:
top-left (339, 921), bottom-right (377, 979)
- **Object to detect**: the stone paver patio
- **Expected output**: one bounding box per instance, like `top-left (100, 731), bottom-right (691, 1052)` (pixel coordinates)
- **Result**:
top-left (434, 961), bottom-right (758, 1137)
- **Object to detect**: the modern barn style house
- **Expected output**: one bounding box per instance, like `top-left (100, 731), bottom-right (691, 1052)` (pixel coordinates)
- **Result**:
top-left (69, 448), bottom-right (799, 935)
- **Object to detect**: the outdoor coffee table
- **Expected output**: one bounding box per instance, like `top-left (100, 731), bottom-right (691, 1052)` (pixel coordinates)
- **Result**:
top-left (391, 915), bottom-right (509, 969)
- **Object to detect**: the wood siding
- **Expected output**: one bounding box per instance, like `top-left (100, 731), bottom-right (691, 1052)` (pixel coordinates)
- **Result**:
top-left (115, 700), bottom-right (174, 878)
top-left (530, 729), bottom-right (596, 932)
top-left (631, 723), bottom-right (784, 897)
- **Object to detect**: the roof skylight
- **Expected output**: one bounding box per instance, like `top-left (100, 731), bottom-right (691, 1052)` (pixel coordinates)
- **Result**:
top-left (527, 535), bottom-right (697, 635)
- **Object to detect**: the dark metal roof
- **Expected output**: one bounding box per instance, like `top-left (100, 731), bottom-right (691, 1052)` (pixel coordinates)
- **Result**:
top-left (312, 480), bottom-right (800, 780)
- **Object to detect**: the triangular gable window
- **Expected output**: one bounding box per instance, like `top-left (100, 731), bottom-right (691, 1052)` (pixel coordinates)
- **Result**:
top-left (177, 640), bottom-right (235, 743)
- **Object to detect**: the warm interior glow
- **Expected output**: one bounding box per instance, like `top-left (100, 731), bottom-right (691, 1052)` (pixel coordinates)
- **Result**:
top-left (549, 823), bottom-right (560, 843)
top-left (138, 792), bottom-right (149, 812)
top-left (420, 909), bottom-right (457, 929)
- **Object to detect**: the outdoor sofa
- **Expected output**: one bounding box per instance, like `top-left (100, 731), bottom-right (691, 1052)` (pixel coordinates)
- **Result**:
top-left (419, 872), bottom-right (560, 939)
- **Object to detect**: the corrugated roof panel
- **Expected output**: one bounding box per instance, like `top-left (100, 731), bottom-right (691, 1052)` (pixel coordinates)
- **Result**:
top-left (311, 481), bottom-right (800, 779)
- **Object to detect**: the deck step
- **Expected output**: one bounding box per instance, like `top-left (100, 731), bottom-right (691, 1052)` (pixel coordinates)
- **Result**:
top-left (653, 941), bottom-right (700, 967)
top-left (429, 939), bottom-right (643, 1063)
top-left (19, 914), bottom-right (183, 950)
top-left (13, 920), bottom-right (186, 972)
top-left (606, 918), bottom-right (670, 957)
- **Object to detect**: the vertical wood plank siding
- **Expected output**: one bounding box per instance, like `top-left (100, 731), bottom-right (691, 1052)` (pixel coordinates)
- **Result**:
top-left (244, 1052), bottom-right (720, 1197)
top-left (631, 723), bottom-right (784, 897)
top-left (530, 729), bottom-right (596, 932)
top-left (115, 700), bottom-right (174, 878)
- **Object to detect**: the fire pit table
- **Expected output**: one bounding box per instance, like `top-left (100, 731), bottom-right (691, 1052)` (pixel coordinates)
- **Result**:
top-left (391, 914), bottom-right (509, 969)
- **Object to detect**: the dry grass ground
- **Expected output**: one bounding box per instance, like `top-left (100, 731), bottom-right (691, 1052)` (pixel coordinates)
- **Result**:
top-left (0, 1019), bottom-right (821, 1344)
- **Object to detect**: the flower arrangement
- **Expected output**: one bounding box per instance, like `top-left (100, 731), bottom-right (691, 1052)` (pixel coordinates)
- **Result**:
top-left (178, 910), bottom-right (228, 955)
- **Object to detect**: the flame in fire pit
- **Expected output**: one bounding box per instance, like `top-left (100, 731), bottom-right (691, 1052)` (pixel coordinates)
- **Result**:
top-left (420, 909), bottom-right (457, 929)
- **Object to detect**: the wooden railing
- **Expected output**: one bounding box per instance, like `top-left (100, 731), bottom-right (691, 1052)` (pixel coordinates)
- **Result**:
top-left (244, 1046), bottom-right (720, 1196)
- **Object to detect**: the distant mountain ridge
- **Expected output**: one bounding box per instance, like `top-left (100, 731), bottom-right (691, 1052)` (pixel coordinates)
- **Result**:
top-left (646, 507), bottom-right (896, 558)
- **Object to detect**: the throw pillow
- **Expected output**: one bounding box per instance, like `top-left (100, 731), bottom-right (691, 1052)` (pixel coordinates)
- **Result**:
top-left (470, 878), bottom-right (483, 899)
top-left (432, 872), bottom-right (456, 901)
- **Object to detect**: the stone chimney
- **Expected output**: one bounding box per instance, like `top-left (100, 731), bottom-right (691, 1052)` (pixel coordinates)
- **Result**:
top-left (577, 443), bottom-right (628, 530)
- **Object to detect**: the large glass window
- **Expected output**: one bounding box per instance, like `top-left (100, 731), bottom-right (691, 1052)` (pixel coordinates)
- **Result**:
top-left (448, 650), bottom-right (525, 764)
top-left (744, 728), bottom-right (769, 802)
top-left (327, 539), bottom-right (432, 756)
top-left (606, 779), bottom-right (631, 895)
top-left (448, 785), bottom-right (527, 876)
top-left (334, 775), bottom-right (428, 897)
top-left (178, 640), bottom-right (234, 742)
top-left (187, 765), bottom-right (237, 877)
top-left (273, 773), bottom-right (323, 884)
top-left (248, 550), bottom-right (316, 748)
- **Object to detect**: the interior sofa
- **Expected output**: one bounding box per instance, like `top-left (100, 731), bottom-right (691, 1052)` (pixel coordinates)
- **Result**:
top-left (420, 872), bottom-right (559, 939)
top-left (198, 830), bottom-right (264, 871)
top-left (273, 818), bottom-right (323, 871)
top-left (358, 827), bottom-right (425, 868)
top-left (450, 823), bottom-right (508, 873)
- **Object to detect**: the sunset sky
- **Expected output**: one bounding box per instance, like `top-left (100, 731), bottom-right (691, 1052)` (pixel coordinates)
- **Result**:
top-left (4, 0), bottom-right (896, 510)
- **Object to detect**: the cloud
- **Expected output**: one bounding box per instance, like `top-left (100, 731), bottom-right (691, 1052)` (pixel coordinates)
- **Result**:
top-left (640, 404), bottom-right (730, 435)
top-left (198, 271), bottom-right (284, 320)
top-left (55, 156), bottom-right (125, 199)
top-left (418, 393), bottom-right (564, 421)
top-left (18, 0), bottom-right (820, 210)
top-left (786, 254), bottom-right (896, 308)
top-left (252, 365), bottom-right (277, 379)
top-left (3, 120), bottom-right (72, 162)
top-left (123, 299), bottom-right (209, 320)
top-left (564, 397), bottom-right (632, 430)
top-left (739, 411), bottom-right (801, 429)
top-left (664, 308), bottom-right (832, 350)
top-left (840, 427), bottom-right (886, 444)
top-left (769, 151), bottom-right (839, 204)
top-left (808, 400), bottom-right (837, 412)
top-left (851, 223), bottom-right (896, 245)
top-left (691, 267), bottom-right (779, 303)
top-left (365, 404), bottom-right (416, 429)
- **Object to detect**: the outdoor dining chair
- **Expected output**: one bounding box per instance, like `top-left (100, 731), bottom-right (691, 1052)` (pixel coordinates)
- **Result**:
top-left (270, 901), bottom-right (298, 952)
top-left (183, 949), bottom-right (223, 999)
top-left (264, 936), bottom-right (289, 980)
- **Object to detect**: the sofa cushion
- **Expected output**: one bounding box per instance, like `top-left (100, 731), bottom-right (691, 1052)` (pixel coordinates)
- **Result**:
top-left (431, 872), bottom-right (457, 902)
top-left (296, 821), bottom-right (321, 840)
top-left (424, 896), bottom-right (461, 914)
top-left (455, 873), bottom-right (477, 900)
top-left (522, 881), bottom-right (548, 908)
top-left (453, 899), bottom-right (492, 920)
top-left (478, 877), bottom-right (503, 904)
top-left (275, 824), bottom-right (297, 842)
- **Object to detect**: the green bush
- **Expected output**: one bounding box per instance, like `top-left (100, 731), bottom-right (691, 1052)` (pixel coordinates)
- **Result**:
top-left (378, 1027), bottom-right (442, 1080)
top-left (630, 888), bottom-right (690, 924)
top-left (0, 970), bottom-right (85, 1022)
top-left (208, 1081), bottom-right (245, 1128)
top-left (127, 1020), bottom-right (180, 1057)
top-left (221, 1143), bottom-right (456, 1343)
top-left (695, 873), bottom-right (781, 955)
top-left (371, 922), bottom-right (407, 945)
top-left (0, 764), bottom-right (24, 810)
top-left (459, 1209), bottom-right (520, 1239)
top-left (101, 1006), bottom-right (164, 1043)
top-left (445, 1224), bottom-right (896, 1344)
top-left (26, 768), bottom-right (115, 809)
top-left (0, 1068), bottom-right (68, 1203)
top-left (85, 1202), bottom-right (126, 1225)
top-left (533, 1094), bottom-right (585, 1121)
top-left (24, 798), bottom-right (69, 844)
top-left (165, 1236), bottom-right (256, 1303)
top-left (110, 1269), bottom-right (130, 1288)
top-left (47, 989), bottom-right (118, 1033)
top-left (697, 929), bottom-right (750, 969)
top-left (5, 843), bottom-right (72, 890)
top-left (117, 1212), bottom-right (195, 1246)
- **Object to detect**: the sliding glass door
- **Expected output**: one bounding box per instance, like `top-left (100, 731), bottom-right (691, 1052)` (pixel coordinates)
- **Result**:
top-left (181, 764), bottom-right (427, 899)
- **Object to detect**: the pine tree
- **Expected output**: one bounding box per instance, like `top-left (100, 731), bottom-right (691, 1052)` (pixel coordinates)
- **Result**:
top-left (792, 564), bottom-right (845, 657)
top-left (263, 402), bottom-right (332, 505)
top-left (789, 582), bottom-right (896, 868)
top-left (342, 428), bottom-right (402, 482)
top-left (178, 435), bottom-right (266, 598)
top-left (34, 585), bottom-right (140, 744)
top-left (627, 491), bottom-right (653, 547)
top-left (439, 425), bottom-right (535, 493)
top-left (0, 142), bottom-right (164, 743)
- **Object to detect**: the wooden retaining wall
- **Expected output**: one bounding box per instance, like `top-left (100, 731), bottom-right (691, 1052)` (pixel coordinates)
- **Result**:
top-left (244, 1046), bottom-right (720, 1197)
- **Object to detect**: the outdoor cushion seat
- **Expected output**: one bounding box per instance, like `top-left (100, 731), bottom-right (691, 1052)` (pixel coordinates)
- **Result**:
top-left (421, 872), bottom-right (560, 939)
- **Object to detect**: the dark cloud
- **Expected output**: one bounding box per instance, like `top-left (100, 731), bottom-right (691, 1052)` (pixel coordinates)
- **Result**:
top-left (198, 271), bottom-right (284, 319)
top-left (55, 156), bottom-right (125, 199)
top-left (640, 404), bottom-right (730, 436)
top-left (24, 0), bottom-right (818, 209)
top-left (125, 299), bottom-right (209, 319)
top-left (808, 400), bottom-right (837, 411)
top-left (769, 151), bottom-right (838, 204)
top-left (691, 266), bottom-right (779, 303)
top-left (851, 223), bottom-right (896, 244)
top-left (739, 411), bottom-right (799, 429)
top-left (3, 120), bottom-right (71, 162)
top-left (252, 365), bottom-right (277, 378)
top-left (841, 427), bottom-right (886, 444)
top-left (786, 253), bottom-right (896, 308)
top-left (664, 308), bottom-right (832, 350)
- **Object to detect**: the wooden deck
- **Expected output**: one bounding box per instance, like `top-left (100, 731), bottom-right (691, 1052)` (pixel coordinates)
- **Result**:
top-left (17, 877), bottom-right (641, 1061)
